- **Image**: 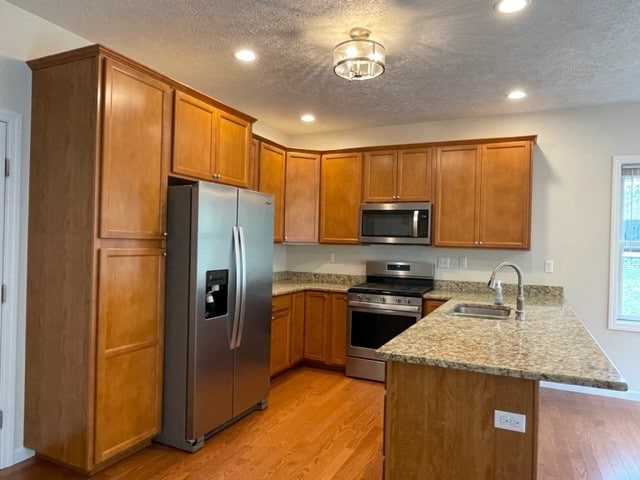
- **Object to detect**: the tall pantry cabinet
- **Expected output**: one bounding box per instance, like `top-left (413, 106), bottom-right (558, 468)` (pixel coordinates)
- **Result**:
top-left (25, 45), bottom-right (169, 473)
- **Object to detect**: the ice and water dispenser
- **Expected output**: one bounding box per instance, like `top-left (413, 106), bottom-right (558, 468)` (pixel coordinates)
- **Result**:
top-left (205, 269), bottom-right (228, 319)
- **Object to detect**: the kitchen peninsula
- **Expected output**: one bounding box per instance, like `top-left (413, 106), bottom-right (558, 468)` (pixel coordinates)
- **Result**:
top-left (377, 289), bottom-right (627, 480)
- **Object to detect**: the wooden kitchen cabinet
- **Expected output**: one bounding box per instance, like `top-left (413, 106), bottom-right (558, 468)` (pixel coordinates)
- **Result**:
top-left (270, 292), bottom-right (306, 377)
top-left (363, 147), bottom-right (432, 202)
top-left (319, 152), bottom-right (363, 244)
top-left (434, 141), bottom-right (532, 249)
top-left (290, 292), bottom-right (306, 364)
top-left (284, 151), bottom-right (320, 243)
top-left (270, 294), bottom-right (292, 376)
top-left (424, 299), bottom-right (448, 314)
top-left (25, 45), bottom-right (169, 473)
top-left (304, 291), bottom-right (347, 367)
top-left (259, 142), bottom-right (286, 242)
top-left (172, 90), bottom-right (253, 188)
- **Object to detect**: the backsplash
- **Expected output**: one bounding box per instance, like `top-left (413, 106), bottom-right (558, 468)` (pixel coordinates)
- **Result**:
top-left (434, 280), bottom-right (563, 298)
top-left (273, 271), bottom-right (364, 286)
top-left (273, 271), bottom-right (563, 298)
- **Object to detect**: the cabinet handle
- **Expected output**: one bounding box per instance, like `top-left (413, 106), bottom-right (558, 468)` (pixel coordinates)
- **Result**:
top-left (479, 241), bottom-right (483, 245)
top-left (163, 232), bottom-right (167, 237)
top-left (163, 251), bottom-right (167, 256)
top-left (271, 316), bottom-right (275, 320)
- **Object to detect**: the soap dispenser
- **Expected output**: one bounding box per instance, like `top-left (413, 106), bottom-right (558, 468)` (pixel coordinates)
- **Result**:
top-left (493, 280), bottom-right (504, 305)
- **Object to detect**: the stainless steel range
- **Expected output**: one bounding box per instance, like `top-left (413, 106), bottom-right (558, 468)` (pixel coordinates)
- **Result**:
top-left (346, 260), bottom-right (435, 382)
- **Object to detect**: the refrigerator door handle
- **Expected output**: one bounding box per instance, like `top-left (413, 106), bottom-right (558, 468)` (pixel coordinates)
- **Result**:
top-left (235, 226), bottom-right (248, 348)
top-left (231, 226), bottom-right (242, 349)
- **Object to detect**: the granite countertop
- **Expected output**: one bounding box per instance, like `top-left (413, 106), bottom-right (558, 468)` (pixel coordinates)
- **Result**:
top-left (377, 291), bottom-right (628, 391)
top-left (272, 281), bottom-right (351, 296)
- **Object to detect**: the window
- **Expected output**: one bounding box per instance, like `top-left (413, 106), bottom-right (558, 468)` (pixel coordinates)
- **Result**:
top-left (609, 156), bottom-right (640, 331)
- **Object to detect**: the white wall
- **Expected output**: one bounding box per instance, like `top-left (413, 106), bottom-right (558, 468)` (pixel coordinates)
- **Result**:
top-left (0, 55), bottom-right (32, 464)
top-left (283, 103), bottom-right (640, 393)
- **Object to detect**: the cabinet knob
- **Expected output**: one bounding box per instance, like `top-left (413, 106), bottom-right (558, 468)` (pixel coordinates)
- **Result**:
top-left (271, 316), bottom-right (275, 320)
top-left (163, 231), bottom-right (167, 237)
top-left (479, 241), bottom-right (483, 245)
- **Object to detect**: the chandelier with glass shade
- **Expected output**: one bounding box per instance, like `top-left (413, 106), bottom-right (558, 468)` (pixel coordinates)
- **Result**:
top-left (333, 28), bottom-right (386, 81)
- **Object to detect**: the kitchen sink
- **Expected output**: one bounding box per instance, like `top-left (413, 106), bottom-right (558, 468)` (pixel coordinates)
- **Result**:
top-left (450, 303), bottom-right (512, 319)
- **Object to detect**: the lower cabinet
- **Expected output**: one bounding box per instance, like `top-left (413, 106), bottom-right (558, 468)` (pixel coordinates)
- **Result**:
top-left (270, 292), bottom-right (305, 377)
top-left (304, 291), bottom-right (347, 367)
top-left (424, 298), bottom-right (448, 314)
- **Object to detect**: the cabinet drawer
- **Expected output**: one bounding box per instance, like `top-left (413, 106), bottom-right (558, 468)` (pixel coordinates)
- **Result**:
top-left (272, 294), bottom-right (291, 312)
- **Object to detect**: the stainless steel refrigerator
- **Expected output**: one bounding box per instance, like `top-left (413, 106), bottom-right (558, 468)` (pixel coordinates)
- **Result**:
top-left (156, 181), bottom-right (274, 452)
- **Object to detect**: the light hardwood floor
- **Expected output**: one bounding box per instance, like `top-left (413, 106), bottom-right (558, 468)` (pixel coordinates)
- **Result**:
top-left (2, 367), bottom-right (639, 479)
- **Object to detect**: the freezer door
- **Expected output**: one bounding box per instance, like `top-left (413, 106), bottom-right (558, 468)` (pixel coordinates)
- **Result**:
top-left (233, 189), bottom-right (274, 414)
top-left (187, 182), bottom-right (238, 440)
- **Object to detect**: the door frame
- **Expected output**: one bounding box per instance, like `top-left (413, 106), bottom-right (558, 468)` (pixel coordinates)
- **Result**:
top-left (0, 108), bottom-right (31, 467)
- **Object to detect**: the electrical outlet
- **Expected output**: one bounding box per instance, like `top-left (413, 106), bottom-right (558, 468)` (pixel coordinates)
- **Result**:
top-left (544, 260), bottom-right (554, 273)
top-left (459, 257), bottom-right (467, 269)
top-left (494, 410), bottom-right (526, 433)
top-left (327, 253), bottom-right (335, 263)
top-left (437, 257), bottom-right (450, 269)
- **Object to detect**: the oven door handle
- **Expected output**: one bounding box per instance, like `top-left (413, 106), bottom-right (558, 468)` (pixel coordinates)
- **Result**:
top-left (348, 301), bottom-right (421, 313)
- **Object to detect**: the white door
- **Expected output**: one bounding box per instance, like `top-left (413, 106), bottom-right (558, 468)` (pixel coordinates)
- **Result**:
top-left (0, 120), bottom-right (7, 466)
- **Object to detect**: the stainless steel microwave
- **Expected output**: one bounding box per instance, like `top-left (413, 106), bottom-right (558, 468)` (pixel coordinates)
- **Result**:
top-left (359, 202), bottom-right (432, 245)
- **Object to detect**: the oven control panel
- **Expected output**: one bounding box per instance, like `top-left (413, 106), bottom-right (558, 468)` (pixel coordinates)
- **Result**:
top-left (348, 293), bottom-right (422, 309)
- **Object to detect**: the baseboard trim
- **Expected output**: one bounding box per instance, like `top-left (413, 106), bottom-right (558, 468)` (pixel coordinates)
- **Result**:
top-left (13, 446), bottom-right (34, 465)
top-left (541, 381), bottom-right (640, 401)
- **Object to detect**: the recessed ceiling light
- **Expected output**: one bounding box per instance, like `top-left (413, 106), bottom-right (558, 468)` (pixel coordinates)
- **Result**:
top-left (494, 0), bottom-right (530, 14)
top-left (234, 49), bottom-right (256, 62)
top-left (507, 89), bottom-right (527, 100)
top-left (300, 114), bottom-right (316, 123)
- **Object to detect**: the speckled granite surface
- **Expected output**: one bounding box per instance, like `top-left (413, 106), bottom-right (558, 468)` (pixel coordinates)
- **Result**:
top-left (377, 295), bottom-right (627, 391)
top-left (272, 271), bottom-right (363, 296)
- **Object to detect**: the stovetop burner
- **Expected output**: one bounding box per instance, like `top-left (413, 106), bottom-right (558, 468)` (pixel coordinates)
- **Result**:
top-left (348, 260), bottom-right (436, 298)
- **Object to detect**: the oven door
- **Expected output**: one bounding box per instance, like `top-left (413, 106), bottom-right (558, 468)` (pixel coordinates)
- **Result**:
top-left (347, 304), bottom-right (422, 361)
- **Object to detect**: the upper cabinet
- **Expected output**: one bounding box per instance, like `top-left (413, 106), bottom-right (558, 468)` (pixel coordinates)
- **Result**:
top-left (320, 152), bottom-right (363, 244)
top-left (258, 142), bottom-right (286, 243)
top-left (284, 151), bottom-right (320, 243)
top-left (434, 141), bottom-right (532, 249)
top-left (172, 90), bottom-right (252, 188)
top-left (100, 58), bottom-right (171, 239)
top-left (363, 147), bottom-right (432, 202)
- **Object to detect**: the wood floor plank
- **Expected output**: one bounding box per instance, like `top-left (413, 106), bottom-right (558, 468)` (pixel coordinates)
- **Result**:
top-left (1, 368), bottom-right (639, 479)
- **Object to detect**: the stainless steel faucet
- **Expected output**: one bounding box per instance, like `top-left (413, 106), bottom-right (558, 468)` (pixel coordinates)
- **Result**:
top-left (488, 262), bottom-right (525, 320)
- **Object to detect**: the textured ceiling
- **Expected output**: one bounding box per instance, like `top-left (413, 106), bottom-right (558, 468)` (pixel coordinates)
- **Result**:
top-left (6, 0), bottom-right (640, 135)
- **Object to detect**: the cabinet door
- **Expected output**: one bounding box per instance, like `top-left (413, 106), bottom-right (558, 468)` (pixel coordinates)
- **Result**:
top-left (328, 293), bottom-right (348, 366)
top-left (100, 58), bottom-right (171, 239)
top-left (284, 151), bottom-right (320, 243)
top-left (434, 145), bottom-right (481, 247)
top-left (290, 292), bottom-right (306, 365)
top-left (95, 247), bottom-right (164, 463)
top-left (397, 148), bottom-right (432, 201)
top-left (304, 291), bottom-right (329, 362)
top-left (479, 141), bottom-right (532, 249)
top-left (424, 299), bottom-right (447, 314)
top-left (270, 308), bottom-right (291, 376)
top-left (319, 152), bottom-right (362, 244)
top-left (216, 110), bottom-right (252, 188)
top-left (172, 90), bottom-right (216, 180)
top-left (363, 150), bottom-right (397, 202)
top-left (259, 143), bottom-right (286, 243)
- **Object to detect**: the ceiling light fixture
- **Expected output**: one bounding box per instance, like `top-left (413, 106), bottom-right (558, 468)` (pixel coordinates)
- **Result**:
top-left (234, 49), bottom-right (256, 62)
top-left (333, 28), bottom-right (386, 81)
top-left (507, 89), bottom-right (527, 100)
top-left (494, 0), bottom-right (530, 13)
top-left (300, 114), bottom-right (316, 123)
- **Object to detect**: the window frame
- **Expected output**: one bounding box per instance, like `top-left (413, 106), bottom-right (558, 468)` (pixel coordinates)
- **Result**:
top-left (608, 155), bottom-right (640, 332)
